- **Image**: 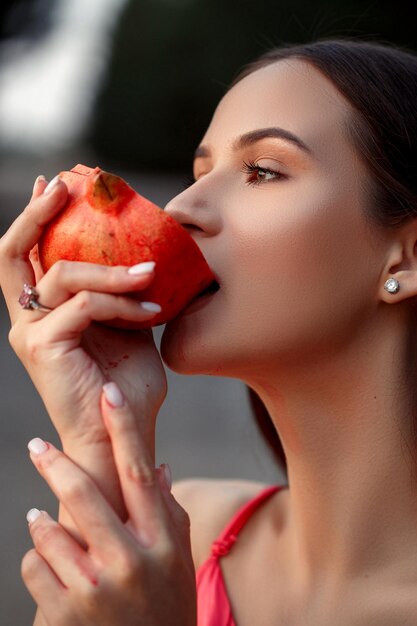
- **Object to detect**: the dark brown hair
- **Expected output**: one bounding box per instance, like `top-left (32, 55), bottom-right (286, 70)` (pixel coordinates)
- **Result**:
top-left (232, 39), bottom-right (417, 476)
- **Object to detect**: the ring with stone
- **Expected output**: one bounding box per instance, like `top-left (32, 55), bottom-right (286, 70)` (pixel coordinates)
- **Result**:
top-left (18, 284), bottom-right (53, 313)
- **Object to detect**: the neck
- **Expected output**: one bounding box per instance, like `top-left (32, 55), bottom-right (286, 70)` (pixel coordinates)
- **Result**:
top-left (248, 312), bottom-right (417, 596)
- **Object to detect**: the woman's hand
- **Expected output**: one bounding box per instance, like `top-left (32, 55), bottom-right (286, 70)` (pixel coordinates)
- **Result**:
top-left (22, 385), bottom-right (197, 626)
top-left (0, 175), bottom-right (168, 520)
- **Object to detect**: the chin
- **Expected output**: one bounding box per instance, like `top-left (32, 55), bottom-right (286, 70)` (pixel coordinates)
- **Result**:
top-left (160, 324), bottom-right (209, 375)
top-left (160, 321), bottom-right (227, 376)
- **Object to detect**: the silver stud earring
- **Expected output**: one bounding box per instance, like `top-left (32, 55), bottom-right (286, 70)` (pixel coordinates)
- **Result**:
top-left (384, 277), bottom-right (400, 294)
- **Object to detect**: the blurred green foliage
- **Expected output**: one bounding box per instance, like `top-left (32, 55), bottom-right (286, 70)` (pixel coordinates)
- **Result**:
top-left (89, 0), bottom-right (416, 172)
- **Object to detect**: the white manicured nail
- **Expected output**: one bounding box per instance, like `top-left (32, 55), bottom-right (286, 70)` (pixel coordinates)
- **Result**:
top-left (33, 175), bottom-right (46, 193)
top-left (103, 381), bottom-right (125, 408)
top-left (26, 508), bottom-right (41, 525)
top-left (28, 438), bottom-right (48, 455)
top-left (43, 175), bottom-right (60, 195)
top-left (140, 302), bottom-right (162, 313)
top-left (128, 261), bottom-right (156, 275)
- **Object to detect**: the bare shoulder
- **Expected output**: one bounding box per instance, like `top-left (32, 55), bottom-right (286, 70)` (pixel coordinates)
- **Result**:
top-left (171, 477), bottom-right (272, 570)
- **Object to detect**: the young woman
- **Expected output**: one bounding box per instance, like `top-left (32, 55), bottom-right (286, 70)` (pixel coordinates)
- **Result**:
top-left (1, 38), bottom-right (417, 625)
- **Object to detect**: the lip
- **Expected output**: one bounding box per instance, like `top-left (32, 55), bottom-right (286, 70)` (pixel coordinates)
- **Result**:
top-left (181, 288), bottom-right (219, 315)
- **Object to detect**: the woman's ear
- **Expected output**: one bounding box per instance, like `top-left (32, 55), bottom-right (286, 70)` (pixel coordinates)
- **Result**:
top-left (380, 227), bottom-right (417, 304)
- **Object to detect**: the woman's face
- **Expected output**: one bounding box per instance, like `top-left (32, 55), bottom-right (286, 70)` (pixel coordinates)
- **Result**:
top-left (161, 59), bottom-right (385, 381)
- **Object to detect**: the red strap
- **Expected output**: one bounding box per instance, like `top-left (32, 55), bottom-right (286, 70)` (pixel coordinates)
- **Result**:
top-left (210, 485), bottom-right (284, 558)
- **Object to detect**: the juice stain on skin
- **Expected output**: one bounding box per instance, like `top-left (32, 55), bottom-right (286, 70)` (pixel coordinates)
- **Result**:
top-left (104, 354), bottom-right (130, 370)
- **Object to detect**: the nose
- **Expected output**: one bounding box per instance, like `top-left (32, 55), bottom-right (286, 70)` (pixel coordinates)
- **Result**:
top-left (164, 181), bottom-right (220, 236)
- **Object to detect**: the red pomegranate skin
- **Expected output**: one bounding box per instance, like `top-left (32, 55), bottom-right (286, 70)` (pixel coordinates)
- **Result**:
top-left (38, 164), bottom-right (215, 328)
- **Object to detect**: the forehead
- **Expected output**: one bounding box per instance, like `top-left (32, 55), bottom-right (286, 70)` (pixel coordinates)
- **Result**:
top-left (203, 59), bottom-right (354, 157)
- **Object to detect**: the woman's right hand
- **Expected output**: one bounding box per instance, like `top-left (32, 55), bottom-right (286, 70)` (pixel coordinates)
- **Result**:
top-left (0, 175), bottom-right (168, 519)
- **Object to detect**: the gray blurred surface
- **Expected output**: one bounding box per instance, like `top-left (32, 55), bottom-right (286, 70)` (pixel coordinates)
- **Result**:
top-left (0, 155), bottom-right (284, 625)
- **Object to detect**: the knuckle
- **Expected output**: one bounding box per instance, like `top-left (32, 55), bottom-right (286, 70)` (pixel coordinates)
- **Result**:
top-left (50, 259), bottom-right (69, 281)
top-left (24, 335), bottom-right (42, 361)
top-left (8, 324), bottom-right (21, 352)
top-left (9, 324), bottom-right (40, 361)
top-left (74, 290), bottom-right (93, 311)
top-left (61, 475), bottom-right (95, 507)
top-left (125, 461), bottom-right (156, 488)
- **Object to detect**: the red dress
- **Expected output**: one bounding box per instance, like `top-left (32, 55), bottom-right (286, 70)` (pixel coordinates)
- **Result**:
top-left (195, 484), bottom-right (285, 626)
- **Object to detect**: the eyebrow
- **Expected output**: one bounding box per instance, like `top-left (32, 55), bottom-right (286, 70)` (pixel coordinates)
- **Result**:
top-left (193, 126), bottom-right (313, 160)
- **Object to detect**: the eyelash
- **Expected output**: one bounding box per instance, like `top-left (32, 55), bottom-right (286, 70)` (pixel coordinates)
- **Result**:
top-left (181, 160), bottom-right (285, 190)
top-left (240, 160), bottom-right (285, 186)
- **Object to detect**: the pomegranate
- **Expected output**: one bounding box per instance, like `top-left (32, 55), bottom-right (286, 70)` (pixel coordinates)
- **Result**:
top-left (38, 164), bottom-right (216, 328)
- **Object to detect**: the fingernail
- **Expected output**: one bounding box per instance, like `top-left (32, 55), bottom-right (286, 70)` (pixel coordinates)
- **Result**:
top-left (140, 302), bottom-right (162, 313)
top-left (103, 381), bottom-right (125, 408)
top-left (28, 438), bottom-right (48, 455)
top-left (128, 261), bottom-right (156, 275)
top-left (43, 175), bottom-right (60, 195)
top-left (26, 508), bottom-right (41, 525)
top-left (161, 463), bottom-right (172, 491)
top-left (33, 175), bottom-right (46, 193)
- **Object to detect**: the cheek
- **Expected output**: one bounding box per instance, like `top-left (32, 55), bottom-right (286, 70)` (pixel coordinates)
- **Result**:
top-left (161, 181), bottom-right (379, 376)
top-left (225, 185), bottom-right (377, 356)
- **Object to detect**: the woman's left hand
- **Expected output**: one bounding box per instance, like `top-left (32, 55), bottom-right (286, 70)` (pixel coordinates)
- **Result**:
top-left (22, 383), bottom-right (197, 626)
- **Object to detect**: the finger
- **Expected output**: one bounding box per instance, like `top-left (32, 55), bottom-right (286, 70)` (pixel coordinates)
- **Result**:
top-left (29, 290), bottom-right (162, 345)
top-left (27, 438), bottom-right (129, 559)
top-left (29, 244), bottom-right (45, 283)
top-left (27, 508), bottom-right (98, 591)
top-left (23, 184), bottom-right (49, 304)
top-left (155, 466), bottom-right (180, 533)
top-left (101, 384), bottom-right (173, 549)
top-left (2, 175), bottom-right (66, 263)
top-left (156, 468), bottom-right (194, 549)
top-left (1, 176), bottom-right (68, 323)
top-left (34, 260), bottom-right (156, 309)
top-left (21, 548), bottom-right (67, 619)
top-left (156, 469), bottom-right (195, 579)
top-left (31, 175), bottom-right (48, 200)
top-left (27, 178), bottom-right (48, 282)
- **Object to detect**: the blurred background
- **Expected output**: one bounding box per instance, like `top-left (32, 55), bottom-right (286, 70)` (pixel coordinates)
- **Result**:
top-left (0, 1), bottom-right (415, 623)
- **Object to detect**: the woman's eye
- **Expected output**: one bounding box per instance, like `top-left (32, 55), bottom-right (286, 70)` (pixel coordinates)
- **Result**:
top-left (181, 160), bottom-right (286, 190)
top-left (241, 160), bottom-right (285, 186)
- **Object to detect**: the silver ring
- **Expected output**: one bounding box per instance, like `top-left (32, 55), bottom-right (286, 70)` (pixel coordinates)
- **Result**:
top-left (18, 284), bottom-right (53, 313)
